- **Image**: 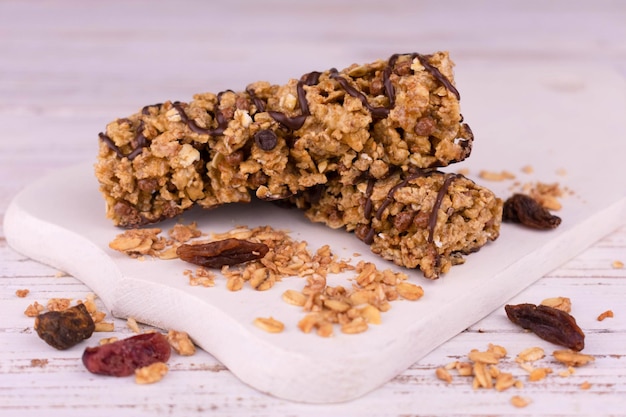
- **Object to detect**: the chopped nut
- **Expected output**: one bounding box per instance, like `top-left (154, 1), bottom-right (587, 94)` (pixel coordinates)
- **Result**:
top-left (540, 296), bottom-right (571, 313)
top-left (553, 349), bottom-right (595, 367)
top-left (24, 301), bottom-right (45, 317)
top-left (135, 362), bottom-right (169, 384)
top-left (15, 289), bottom-right (29, 298)
top-left (597, 310), bottom-right (614, 321)
top-left (46, 298), bottom-right (71, 312)
top-left (167, 330), bottom-right (196, 355)
top-left (253, 317), bottom-right (285, 333)
top-left (456, 362), bottom-right (473, 376)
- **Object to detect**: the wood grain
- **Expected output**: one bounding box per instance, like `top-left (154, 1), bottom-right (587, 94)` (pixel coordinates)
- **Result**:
top-left (1, 0), bottom-right (625, 415)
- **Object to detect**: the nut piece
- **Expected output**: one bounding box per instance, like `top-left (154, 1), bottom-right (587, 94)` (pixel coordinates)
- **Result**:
top-left (135, 362), bottom-right (169, 384)
top-left (253, 317), bottom-right (285, 333)
top-left (540, 296), bottom-right (571, 313)
top-left (597, 310), bottom-right (614, 321)
top-left (167, 330), bottom-right (196, 356)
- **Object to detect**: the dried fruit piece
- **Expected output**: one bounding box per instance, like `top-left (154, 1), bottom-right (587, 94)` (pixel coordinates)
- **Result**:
top-left (502, 193), bottom-right (561, 229)
top-left (176, 238), bottom-right (269, 268)
top-left (82, 332), bottom-right (171, 376)
top-left (505, 303), bottom-right (585, 351)
top-left (34, 303), bottom-right (95, 350)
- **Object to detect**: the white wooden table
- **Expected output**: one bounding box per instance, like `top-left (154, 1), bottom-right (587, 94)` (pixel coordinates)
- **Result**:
top-left (1, 1), bottom-right (625, 415)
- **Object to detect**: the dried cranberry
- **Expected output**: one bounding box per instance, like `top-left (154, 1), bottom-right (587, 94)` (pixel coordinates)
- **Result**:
top-left (82, 332), bottom-right (171, 376)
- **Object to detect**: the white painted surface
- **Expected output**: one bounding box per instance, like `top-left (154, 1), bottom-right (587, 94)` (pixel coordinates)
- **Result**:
top-left (1, 0), bottom-right (626, 415)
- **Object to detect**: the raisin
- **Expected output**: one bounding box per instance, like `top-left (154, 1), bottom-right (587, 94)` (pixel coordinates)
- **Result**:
top-left (82, 332), bottom-right (171, 376)
top-left (505, 303), bottom-right (585, 351)
top-left (254, 129), bottom-right (278, 151)
top-left (502, 193), bottom-right (561, 229)
top-left (34, 303), bottom-right (95, 350)
top-left (176, 238), bottom-right (269, 268)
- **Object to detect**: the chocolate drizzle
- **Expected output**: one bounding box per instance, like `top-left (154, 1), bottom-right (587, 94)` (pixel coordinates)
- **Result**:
top-left (427, 173), bottom-right (459, 243)
top-left (361, 170), bottom-right (460, 247)
top-left (98, 121), bottom-right (148, 161)
top-left (267, 71), bottom-right (321, 131)
top-left (329, 68), bottom-right (392, 119)
top-left (102, 52), bottom-right (463, 163)
top-left (172, 91), bottom-right (230, 137)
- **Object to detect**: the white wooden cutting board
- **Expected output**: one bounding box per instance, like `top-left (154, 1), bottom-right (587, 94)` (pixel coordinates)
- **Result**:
top-left (5, 65), bottom-right (626, 403)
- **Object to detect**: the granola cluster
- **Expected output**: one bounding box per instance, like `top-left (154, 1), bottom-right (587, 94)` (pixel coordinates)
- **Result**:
top-left (95, 51), bottom-right (502, 278)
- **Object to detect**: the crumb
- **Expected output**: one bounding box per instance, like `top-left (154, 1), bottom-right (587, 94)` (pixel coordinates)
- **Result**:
top-left (556, 168), bottom-right (567, 176)
top-left (30, 358), bottom-right (48, 367)
top-left (479, 170), bottom-right (516, 181)
top-left (127, 317), bottom-right (141, 333)
top-left (612, 260), bottom-right (624, 269)
top-left (597, 310), bottom-right (614, 321)
top-left (580, 381), bottom-right (592, 390)
top-left (511, 395), bottom-right (531, 408)
top-left (521, 165), bottom-right (534, 174)
top-left (15, 289), bottom-right (29, 298)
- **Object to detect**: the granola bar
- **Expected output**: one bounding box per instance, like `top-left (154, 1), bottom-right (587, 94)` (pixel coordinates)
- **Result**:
top-left (290, 170), bottom-right (502, 278)
top-left (95, 52), bottom-right (473, 227)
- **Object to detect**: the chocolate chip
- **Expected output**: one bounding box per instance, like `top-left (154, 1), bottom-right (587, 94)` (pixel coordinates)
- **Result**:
top-left (254, 129), bottom-right (278, 151)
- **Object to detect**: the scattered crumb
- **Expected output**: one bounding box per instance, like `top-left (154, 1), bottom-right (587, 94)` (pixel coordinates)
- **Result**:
top-left (15, 289), bottom-right (29, 298)
top-left (580, 381), bottom-right (592, 390)
top-left (94, 322), bottom-right (115, 332)
top-left (24, 301), bottom-right (45, 317)
top-left (479, 170), bottom-right (516, 181)
top-left (612, 260), bottom-right (624, 269)
top-left (127, 317), bottom-right (141, 333)
top-left (435, 367), bottom-right (453, 383)
top-left (30, 358), bottom-right (48, 367)
top-left (511, 395), bottom-right (531, 408)
top-left (521, 165), bottom-right (534, 174)
top-left (556, 168), bottom-right (567, 176)
top-left (54, 271), bottom-right (68, 278)
top-left (597, 310), bottom-right (614, 321)
top-left (457, 167), bottom-right (470, 176)
top-left (99, 337), bottom-right (119, 345)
